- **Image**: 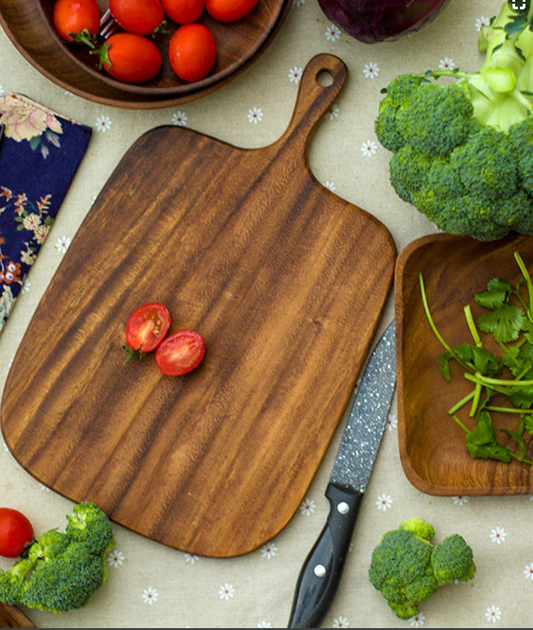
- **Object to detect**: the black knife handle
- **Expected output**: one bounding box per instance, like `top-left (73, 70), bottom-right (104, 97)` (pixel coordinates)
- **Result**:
top-left (287, 484), bottom-right (364, 628)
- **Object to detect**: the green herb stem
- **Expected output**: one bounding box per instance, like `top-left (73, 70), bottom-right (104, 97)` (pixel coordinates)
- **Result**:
top-left (464, 372), bottom-right (533, 387)
top-left (448, 390), bottom-right (476, 415)
top-left (515, 252), bottom-right (533, 321)
top-left (485, 405), bottom-right (530, 414)
top-left (470, 379), bottom-right (483, 418)
top-left (452, 414), bottom-right (470, 433)
top-left (464, 305), bottom-right (483, 347)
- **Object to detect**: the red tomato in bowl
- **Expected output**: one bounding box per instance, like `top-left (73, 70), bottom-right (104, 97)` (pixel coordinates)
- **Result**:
top-left (0, 508), bottom-right (34, 558)
top-left (155, 330), bottom-right (205, 376)
top-left (168, 24), bottom-right (217, 82)
top-left (161, 0), bottom-right (205, 24)
top-left (124, 302), bottom-right (171, 362)
top-left (205, 0), bottom-right (258, 22)
top-left (53, 0), bottom-right (101, 44)
top-left (109, 0), bottom-right (166, 35)
top-left (95, 33), bottom-right (163, 83)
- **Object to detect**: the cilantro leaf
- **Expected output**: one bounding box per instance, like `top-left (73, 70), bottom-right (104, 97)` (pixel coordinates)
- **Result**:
top-left (509, 387), bottom-right (533, 409)
top-left (437, 351), bottom-right (452, 381)
top-left (523, 414), bottom-right (533, 437)
top-left (500, 428), bottom-right (529, 459)
top-left (451, 343), bottom-right (500, 375)
top-left (501, 343), bottom-right (533, 377)
top-left (466, 442), bottom-right (512, 462)
top-left (477, 305), bottom-right (526, 343)
top-left (474, 279), bottom-right (512, 310)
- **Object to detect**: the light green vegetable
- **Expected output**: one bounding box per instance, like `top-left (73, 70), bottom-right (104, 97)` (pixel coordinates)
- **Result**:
top-left (368, 518), bottom-right (475, 620)
top-left (375, 1), bottom-right (533, 241)
top-left (0, 502), bottom-right (114, 613)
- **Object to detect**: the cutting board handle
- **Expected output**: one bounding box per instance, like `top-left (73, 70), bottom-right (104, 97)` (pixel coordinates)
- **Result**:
top-left (277, 54), bottom-right (347, 154)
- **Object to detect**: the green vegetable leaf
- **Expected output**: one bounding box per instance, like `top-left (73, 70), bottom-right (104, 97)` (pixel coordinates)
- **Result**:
top-left (523, 414), bottom-right (533, 437)
top-left (474, 279), bottom-right (512, 310)
top-left (467, 410), bottom-right (496, 445)
top-left (437, 351), bottom-right (452, 381)
top-left (501, 343), bottom-right (533, 377)
top-left (466, 442), bottom-right (512, 462)
top-left (500, 428), bottom-right (529, 459)
top-left (478, 305), bottom-right (526, 343)
top-left (509, 387), bottom-right (533, 408)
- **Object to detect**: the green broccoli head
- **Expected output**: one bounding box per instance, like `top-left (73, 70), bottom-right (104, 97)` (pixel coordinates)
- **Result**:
top-left (0, 502), bottom-right (114, 614)
top-left (369, 519), bottom-right (475, 620)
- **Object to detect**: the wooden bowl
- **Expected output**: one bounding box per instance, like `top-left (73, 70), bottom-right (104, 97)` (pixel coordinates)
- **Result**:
top-left (0, 0), bottom-right (290, 108)
top-left (37, 0), bottom-right (285, 96)
top-left (396, 233), bottom-right (533, 496)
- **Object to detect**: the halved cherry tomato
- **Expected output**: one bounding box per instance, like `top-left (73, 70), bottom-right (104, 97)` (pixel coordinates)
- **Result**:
top-left (0, 508), bottom-right (34, 558)
top-left (53, 0), bottom-right (101, 46)
top-left (161, 0), bottom-right (205, 24)
top-left (109, 0), bottom-right (166, 36)
top-left (155, 329), bottom-right (205, 376)
top-left (93, 33), bottom-right (163, 83)
top-left (205, 0), bottom-right (258, 22)
top-left (168, 24), bottom-right (217, 82)
top-left (124, 302), bottom-right (171, 363)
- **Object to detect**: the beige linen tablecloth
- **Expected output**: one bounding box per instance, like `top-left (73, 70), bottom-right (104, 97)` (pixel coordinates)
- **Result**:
top-left (1, 0), bottom-right (531, 627)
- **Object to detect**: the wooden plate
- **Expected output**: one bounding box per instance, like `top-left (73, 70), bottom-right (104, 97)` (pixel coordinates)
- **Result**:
top-left (0, 0), bottom-right (290, 108)
top-left (37, 0), bottom-right (286, 96)
top-left (396, 233), bottom-right (533, 496)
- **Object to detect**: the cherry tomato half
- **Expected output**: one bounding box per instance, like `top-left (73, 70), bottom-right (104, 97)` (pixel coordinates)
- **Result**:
top-left (95, 33), bottom-right (163, 83)
top-left (109, 0), bottom-right (165, 35)
top-left (0, 508), bottom-right (34, 558)
top-left (205, 0), bottom-right (258, 22)
top-left (53, 0), bottom-right (101, 44)
top-left (124, 302), bottom-right (171, 363)
top-left (168, 24), bottom-right (217, 83)
top-left (155, 330), bottom-right (205, 376)
top-left (161, 0), bottom-right (205, 24)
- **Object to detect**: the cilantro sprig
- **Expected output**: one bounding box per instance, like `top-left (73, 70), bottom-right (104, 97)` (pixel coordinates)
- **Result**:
top-left (420, 251), bottom-right (533, 466)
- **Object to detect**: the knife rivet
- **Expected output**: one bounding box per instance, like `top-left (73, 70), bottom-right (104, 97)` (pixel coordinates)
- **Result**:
top-left (337, 502), bottom-right (350, 515)
top-left (314, 564), bottom-right (327, 578)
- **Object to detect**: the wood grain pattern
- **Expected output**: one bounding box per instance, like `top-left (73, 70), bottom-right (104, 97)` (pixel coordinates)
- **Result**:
top-left (0, 604), bottom-right (35, 628)
top-left (396, 233), bottom-right (533, 496)
top-left (0, 0), bottom-right (290, 108)
top-left (1, 55), bottom-right (396, 557)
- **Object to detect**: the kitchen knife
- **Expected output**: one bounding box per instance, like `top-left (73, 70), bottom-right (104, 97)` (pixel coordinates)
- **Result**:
top-left (288, 319), bottom-right (396, 628)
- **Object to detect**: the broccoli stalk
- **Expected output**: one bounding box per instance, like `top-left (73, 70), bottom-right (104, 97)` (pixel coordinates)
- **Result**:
top-left (375, 0), bottom-right (533, 241)
top-left (368, 518), bottom-right (475, 620)
top-left (0, 502), bottom-right (114, 614)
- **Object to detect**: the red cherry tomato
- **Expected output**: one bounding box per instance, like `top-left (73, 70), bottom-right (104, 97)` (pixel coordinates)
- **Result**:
top-left (124, 302), bottom-right (171, 362)
top-left (168, 24), bottom-right (217, 83)
top-left (96, 33), bottom-right (163, 83)
top-left (161, 0), bottom-right (205, 24)
top-left (205, 0), bottom-right (258, 22)
top-left (0, 508), bottom-right (34, 558)
top-left (155, 330), bottom-right (205, 376)
top-left (109, 0), bottom-right (165, 35)
top-left (53, 0), bottom-right (101, 44)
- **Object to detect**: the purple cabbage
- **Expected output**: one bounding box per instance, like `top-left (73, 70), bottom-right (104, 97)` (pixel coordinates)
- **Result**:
top-left (317, 0), bottom-right (452, 43)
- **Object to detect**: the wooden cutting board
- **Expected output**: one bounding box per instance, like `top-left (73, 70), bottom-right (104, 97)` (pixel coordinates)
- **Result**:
top-left (1, 54), bottom-right (395, 557)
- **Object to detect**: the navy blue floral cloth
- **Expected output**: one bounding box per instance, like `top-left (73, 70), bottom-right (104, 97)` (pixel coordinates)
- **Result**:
top-left (0, 93), bottom-right (91, 335)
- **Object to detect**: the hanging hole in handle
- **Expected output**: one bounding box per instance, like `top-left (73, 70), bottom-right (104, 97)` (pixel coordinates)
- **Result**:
top-left (316, 69), bottom-right (334, 87)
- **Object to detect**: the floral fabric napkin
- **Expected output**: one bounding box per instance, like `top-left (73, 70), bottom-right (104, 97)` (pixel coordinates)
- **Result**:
top-left (0, 93), bottom-right (91, 336)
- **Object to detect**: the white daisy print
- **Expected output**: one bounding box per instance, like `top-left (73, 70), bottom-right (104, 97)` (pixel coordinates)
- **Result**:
top-left (300, 498), bottom-right (316, 516)
top-left (64, 90), bottom-right (74, 98)
top-left (219, 583), bottom-right (235, 601)
top-left (409, 612), bottom-right (426, 627)
top-left (386, 413), bottom-right (397, 432)
top-left (326, 104), bottom-right (339, 121)
top-left (247, 107), bottom-right (263, 124)
top-left (172, 111), bottom-right (188, 126)
top-left (323, 181), bottom-right (337, 192)
top-left (258, 623), bottom-right (272, 628)
top-left (524, 563), bottom-right (533, 579)
top-left (485, 605), bottom-right (502, 623)
top-left (325, 24), bottom-right (341, 42)
top-left (107, 550), bottom-right (125, 568)
top-left (1, 440), bottom-right (8, 453)
top-left (55, 236), bottom-right (71, 253)
top-left (261, 542), bottom-right (277, 559)
top-left (376, 494), bottom-right (392, 511)
top-left (142, 587), bottom-right (159, 605)
top-left (0, 86), bottom-right (4, 96)
top-left (288, 67), bottom-right (303, 84)
top-left (361, 140), bottom-right (378, 157)
top-left (475, 16), bottom-right (491, 31)
top-left (21, 279), bottom-right (31, 294)
top-left (95, 116), bottom-right (112, 133)
top-left (39, 483), bottom-right (50, 492)
top-left (332, 616), bottom-right (349, 627)
top-left (452, 496), bottom-right (468, 506)
top-left (490, 527), bottom-right (506, 545)
top-left (439, 57), bottom-right (456, 70)
top-left (363, 62), bottom-right (380, 80)
top-left (184, 553), bottom-right (200, 565)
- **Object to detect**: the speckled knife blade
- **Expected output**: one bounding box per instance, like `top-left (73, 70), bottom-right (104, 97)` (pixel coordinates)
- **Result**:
top-left (329, 319), bottom-right (396, 493)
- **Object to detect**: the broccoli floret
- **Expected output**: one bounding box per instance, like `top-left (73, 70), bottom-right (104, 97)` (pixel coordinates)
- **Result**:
top-left (374, 0), bottom-right (533, 241)
top-left (369, 519), bottom-right (475, 620)
top-left (0, 502), bottom-right (114, 614)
